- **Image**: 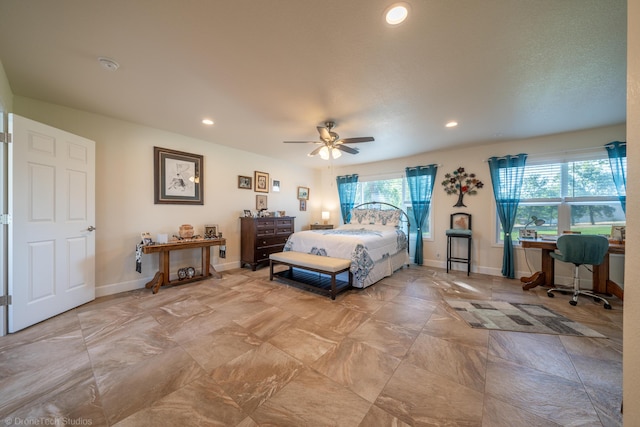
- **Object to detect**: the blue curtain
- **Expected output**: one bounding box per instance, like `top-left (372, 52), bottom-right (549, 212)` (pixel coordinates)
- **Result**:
top-left (405, 165), bottom-right (438, 265)
top-left (488, 154), bottom-right (527, 278)
top-left (605, 141), bottom-right (627, 214)
top-left (336, 174), bottom-right (359, 223)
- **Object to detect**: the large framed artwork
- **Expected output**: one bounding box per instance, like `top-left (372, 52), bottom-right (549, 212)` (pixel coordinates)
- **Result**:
top-left (154, 146), bottom-right (204, 204)
top-left (255, 171), bottom-right (269, 193)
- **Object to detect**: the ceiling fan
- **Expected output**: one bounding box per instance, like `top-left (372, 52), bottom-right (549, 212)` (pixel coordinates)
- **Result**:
top-left (284, 121), bottom-right (374, 159)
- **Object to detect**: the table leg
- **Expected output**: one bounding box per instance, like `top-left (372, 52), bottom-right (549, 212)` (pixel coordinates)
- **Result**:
top-left (202, 246), bottom-right (222, 279)
top-left (521, 248), bottom-right (554, 290)
top-left (145, 271), bottom-right (163, 292)
top-left (593, 253), bottom-right (609, 294)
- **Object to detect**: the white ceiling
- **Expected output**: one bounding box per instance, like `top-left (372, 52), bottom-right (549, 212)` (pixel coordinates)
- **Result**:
top-left (0, 0), bottom-right (627, 169)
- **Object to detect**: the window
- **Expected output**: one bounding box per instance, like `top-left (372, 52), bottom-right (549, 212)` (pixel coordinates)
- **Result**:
top-left (498, 151), bottom-right (625, 241)
top-left (353, 174), bottom-right (431, 237)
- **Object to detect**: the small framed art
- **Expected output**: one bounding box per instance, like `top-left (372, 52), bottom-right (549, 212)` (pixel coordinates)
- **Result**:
top-left (154, 146), bottom-right (203, 204)
top-left (297, 186), bottom-right (309, 200)
top-left (204, 224), bottom-right (218, 239)
top-left (238, 175), bottom-right (252, 189)
top-left (255, 171), bottom-right (269, 193)
top-left (299, 199), bottom-right (307, 211)
top-left (272, 180), bottom-right (280, 192)
top-left (256, 194), bottom-right (268, 210)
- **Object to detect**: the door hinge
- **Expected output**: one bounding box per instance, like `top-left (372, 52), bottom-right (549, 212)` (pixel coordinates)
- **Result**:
top-left (0, 132), bottom-right (11, 144)
top-left (0, 295), bottom-right (11, 306)
top-left (0, 214), bottom-right (11, 225)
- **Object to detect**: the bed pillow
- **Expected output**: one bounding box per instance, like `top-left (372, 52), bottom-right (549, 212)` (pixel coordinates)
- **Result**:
top-left (376, 209), bottom-right (402, 227)
top-left (349, 209), bottom-right (377, 225)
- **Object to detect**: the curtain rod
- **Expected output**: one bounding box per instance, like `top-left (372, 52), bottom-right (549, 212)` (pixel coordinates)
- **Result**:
top-left (483, 145), bottom-right (615, 161)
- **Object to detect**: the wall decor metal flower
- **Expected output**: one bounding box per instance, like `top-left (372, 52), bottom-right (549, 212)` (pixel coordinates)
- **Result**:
top-left (442, 167), bottom-right (484, 207)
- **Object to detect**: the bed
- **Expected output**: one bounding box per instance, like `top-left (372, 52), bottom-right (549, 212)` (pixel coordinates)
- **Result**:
top-left (283, 202), bottom-right (410, 289)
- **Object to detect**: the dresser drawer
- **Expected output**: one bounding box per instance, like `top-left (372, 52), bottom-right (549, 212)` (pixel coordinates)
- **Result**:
top-left (254, 245), bottom-right (286, 263)
top-left (256, 236), bottom-right (289, 249)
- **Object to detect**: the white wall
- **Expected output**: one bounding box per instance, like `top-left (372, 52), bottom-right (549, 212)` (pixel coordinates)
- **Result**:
top-left (322, 124), bottom-right (627, 283)
top-left (13, 96), bottom-right (321, 296)
top-left (624, 0), bottom-right (639, 422)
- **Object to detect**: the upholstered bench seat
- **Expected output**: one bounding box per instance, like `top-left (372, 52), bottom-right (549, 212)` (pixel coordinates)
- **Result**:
top-left (269, 251), bottom-right (352, 299)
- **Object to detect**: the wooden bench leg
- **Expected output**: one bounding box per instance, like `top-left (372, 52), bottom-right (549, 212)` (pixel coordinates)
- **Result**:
top-left (270, 260), bottom-right (275, 281)
top-left (330, 273), bottom-right (336, 300)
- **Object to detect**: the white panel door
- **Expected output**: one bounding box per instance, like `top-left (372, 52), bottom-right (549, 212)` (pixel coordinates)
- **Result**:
top-left (8, 114), bottom-right (95, 332)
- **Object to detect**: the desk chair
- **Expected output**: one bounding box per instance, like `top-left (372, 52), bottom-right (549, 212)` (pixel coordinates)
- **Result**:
top-left (547, 234), bottom-right (612, 309)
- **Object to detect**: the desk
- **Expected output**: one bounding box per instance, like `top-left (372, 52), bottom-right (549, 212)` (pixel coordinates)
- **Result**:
top-left (142, 238), bottom-right (226, 293)
top-left (520, 239), bottom-right (624, 300)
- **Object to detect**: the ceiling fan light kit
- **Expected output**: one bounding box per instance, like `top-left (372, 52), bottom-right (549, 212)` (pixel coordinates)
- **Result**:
top-left (284, 121), bottom-right (374, 160)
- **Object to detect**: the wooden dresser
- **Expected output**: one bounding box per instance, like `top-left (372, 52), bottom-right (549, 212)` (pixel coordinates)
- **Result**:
top-left (240, 216), bottom-right (295, 270)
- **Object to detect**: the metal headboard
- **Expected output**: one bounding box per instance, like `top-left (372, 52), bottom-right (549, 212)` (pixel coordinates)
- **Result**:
top-left (352, 202), bottom-right (411, 254)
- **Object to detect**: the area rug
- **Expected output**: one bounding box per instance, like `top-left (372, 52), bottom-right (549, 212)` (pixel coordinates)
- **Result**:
top-left (445, 299), bottom-right (606, 338)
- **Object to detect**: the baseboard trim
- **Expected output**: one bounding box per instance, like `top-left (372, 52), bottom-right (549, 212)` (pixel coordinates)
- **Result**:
top-left (96, 261), bottom-right (241, 297)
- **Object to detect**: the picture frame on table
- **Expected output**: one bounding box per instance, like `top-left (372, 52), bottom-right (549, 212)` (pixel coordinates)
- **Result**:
top-left (204, 224), bottom-right (218, 239)
top-left (243, 209), bottom-right (253, 218)
top-left (154, 146), bottom-right (203, 205)
top-left (297, 186), bottom-right (309, 200)
top-left (611, 225), bottom-right (626, 241)
top-left (255, 171), bottom-right (269, 193)
top-left (238, 175), bottom-right (252, 189)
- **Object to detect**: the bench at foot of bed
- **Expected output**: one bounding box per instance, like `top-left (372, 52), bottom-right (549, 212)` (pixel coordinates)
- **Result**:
top-left (269, 251), bottom-right (352, 300)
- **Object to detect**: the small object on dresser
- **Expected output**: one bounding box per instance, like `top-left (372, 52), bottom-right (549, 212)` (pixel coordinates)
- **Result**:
top-left (179, 224), bottom-right (194, 239)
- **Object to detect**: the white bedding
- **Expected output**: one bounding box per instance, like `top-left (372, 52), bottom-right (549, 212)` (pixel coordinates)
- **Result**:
top-left (283, 223), bottom-right (409, 288)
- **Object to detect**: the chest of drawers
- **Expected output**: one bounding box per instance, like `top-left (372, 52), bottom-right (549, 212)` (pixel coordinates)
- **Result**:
top-left (240, 216), bottom-right (295, 270)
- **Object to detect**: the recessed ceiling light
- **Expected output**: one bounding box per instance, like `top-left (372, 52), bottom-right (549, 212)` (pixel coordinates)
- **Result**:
top-left (445, 121), bottom-right (458, 128)
top-left (385, 3), bottom-right (409, 25)
top-left (202, 119), bottom-right (214, 125)
top-left (97, 57), bottom-right (119, 71)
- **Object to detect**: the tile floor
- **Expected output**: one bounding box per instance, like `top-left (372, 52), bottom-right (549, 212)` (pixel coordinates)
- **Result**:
top-left (0, 265), bottom-right (623, 426)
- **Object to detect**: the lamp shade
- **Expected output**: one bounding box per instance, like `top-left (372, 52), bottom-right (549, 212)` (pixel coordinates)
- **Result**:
top-left (322, 211), bottom-right (330, 224)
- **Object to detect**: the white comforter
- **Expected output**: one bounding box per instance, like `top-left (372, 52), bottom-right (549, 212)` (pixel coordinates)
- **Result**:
top-left (283, 223), bottom-right (409, 288)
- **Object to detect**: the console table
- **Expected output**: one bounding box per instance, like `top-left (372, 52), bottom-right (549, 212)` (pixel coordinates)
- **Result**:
top-left (520, 239), bottom-right (624, 300)
top-left (142, 238), bottom-right (225, 293)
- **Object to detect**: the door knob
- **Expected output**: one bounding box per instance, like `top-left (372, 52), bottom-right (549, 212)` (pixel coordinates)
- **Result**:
top-left (87, 226), bottom-right (96, 232)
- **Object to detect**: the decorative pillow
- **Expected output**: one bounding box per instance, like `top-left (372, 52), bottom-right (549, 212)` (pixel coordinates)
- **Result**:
top-left (376, 209), bottom-right (402, 226)
top-left (349, 209), bottom-right (377, 224)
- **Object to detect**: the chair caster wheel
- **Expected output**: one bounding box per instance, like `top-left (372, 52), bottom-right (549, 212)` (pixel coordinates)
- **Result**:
top-left (569, 300), bottom-right (577, 306)
top-left (547, 292), bottom-right (554, 298)
top-left (604, 303), bottom-right (612, 310)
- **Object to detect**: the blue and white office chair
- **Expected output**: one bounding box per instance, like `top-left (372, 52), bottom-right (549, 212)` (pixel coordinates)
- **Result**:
top-left (547, 234), bottom-right (612, 309)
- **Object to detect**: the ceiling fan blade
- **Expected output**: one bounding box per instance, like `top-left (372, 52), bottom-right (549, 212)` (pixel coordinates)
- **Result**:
top-left (317, 126), bottom-right (331, 141)
top-left (336, 145), bottom-right (359, 154)
top-left (308, 146), bottom-right (324, 156)
top-left (339, 136), bottom-right (374, 144)
top-left (283, 140), bottom-right (319, 143)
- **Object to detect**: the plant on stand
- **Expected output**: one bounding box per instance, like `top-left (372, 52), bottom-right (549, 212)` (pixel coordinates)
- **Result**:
top-left (442, 167), bottom-right (484, 207)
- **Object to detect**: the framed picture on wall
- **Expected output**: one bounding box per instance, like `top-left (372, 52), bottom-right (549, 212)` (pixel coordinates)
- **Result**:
top-left (299, 199), bottom-right (307, 211)
top-left (255, 171), bottom-right (269, 193)
top-left (256, 194), bottom-right (268, 210)
top-left (154, 146), bottom-right (203, 204)
top-left (297, 186), bottom-right (309, 200)
top-left (238, 175), bottom-right (252, 189)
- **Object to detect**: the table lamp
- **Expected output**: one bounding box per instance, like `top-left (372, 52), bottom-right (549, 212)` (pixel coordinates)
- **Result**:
top-left (521, 215), bottom-right (545, 239)
top-left (322, 211), bottom-right (330, 225)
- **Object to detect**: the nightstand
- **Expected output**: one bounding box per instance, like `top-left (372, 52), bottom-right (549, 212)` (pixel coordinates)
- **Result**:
top-left (310, 224), bottom-right (333, 230)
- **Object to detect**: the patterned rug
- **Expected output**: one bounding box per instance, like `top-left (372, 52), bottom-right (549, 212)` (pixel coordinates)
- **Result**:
top-left (445, 299), bottom-right (606, 337)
